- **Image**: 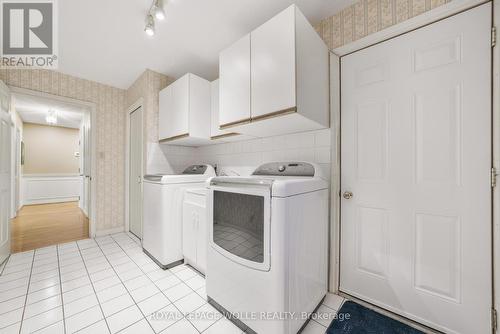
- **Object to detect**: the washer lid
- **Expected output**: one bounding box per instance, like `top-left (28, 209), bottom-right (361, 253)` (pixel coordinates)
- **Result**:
top-left (144, 165), bottom-right (215, 184)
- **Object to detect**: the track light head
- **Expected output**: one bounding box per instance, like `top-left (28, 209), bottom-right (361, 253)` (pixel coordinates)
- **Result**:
top-left (144, 14), bottom-right (155, 36)
top-left (153, 0), bottom-right (165, 20)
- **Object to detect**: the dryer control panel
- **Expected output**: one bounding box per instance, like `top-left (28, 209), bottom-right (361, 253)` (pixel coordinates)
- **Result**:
top-left (252, 162), bottom-right (315, 177)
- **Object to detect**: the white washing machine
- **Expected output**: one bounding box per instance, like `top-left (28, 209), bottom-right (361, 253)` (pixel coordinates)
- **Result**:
top-left (142, 164), bottom-right (215, 269)
top-left (206, 162), bottom-right (329, 334)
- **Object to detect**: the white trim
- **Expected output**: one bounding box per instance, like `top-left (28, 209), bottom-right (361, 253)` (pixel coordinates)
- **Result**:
top-left (8, 86), bottom-right (98, 237)
top-left (328, 52), bottom-right (340, 293)
top-left (493, 0), bottom-right (500, 331)
top-left (21, 175), bottom-right (81, 206)
top-left (9, 122), bottom-right (16, 219)
top-left (24, 197), bottom-right (79, 205)
top-left (125, 99), bottom-right (144, 239)
top-left (94, 226), bottom-right (125, 237)
top-left (23, 173), bottom-right (81, 177)
top-left (332, 0), bottom-right (488, 57)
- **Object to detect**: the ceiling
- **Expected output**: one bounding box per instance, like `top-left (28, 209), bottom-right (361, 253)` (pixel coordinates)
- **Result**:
top-left (14, 93), bottom-right (86, 129)
top-left (57, 0), bottom-right (354, 89)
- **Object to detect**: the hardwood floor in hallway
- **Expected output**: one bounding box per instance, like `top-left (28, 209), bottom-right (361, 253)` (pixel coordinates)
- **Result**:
top-left (10, 202), bottom-right (89, 253)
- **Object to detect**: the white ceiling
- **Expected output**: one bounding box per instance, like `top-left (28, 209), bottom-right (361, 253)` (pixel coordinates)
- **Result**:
top-left (58, 0), bottom-right (354, 89)
top-left (14, 93), bottom-right (86, 129)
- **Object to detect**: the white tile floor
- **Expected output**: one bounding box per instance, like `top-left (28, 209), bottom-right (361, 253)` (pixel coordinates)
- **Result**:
top-left (0, 232), bottom-right (345, 333)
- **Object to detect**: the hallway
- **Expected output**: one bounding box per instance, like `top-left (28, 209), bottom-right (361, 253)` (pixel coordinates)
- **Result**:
top-left (10, 202), bottom-right (89, 253)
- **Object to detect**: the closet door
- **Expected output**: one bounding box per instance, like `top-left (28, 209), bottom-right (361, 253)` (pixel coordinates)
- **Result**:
top-left (340, 4), bottom-right (491, 334)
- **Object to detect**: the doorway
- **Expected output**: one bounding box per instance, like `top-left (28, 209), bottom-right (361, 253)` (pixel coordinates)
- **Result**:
top-left (339, 4), bottom-right (491, 334)
top-left (128, 105), bottom-right (143, 239)
top-left (8, 88), bottom-right (95, 252)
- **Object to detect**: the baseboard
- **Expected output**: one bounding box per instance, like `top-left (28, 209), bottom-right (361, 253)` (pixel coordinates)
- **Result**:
top-left (94, 226), bottom-right (125, 237)
top-left (23, 197), bottom-right (79, 206)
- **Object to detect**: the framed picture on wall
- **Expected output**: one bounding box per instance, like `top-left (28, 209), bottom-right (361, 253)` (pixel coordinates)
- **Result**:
top-left (21, 141), bottom-right (25, 166)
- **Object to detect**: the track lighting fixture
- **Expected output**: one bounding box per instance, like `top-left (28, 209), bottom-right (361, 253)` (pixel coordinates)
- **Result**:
top-left (144, 14), bottom-right (155, 36)
top-left (144, 0), bottom-right (165, 36)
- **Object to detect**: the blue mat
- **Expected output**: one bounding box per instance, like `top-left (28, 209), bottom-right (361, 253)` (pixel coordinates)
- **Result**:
top-left (326, 301), bottom-right (424, 334)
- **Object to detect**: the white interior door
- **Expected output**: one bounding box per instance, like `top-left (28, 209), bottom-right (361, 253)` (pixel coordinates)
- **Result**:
top-left (15, 129), bottom-right (20, 212)
top-left (0, 81), bottom-right (11, 263)
top-left (129, 107), bottom-right (143, 239)
top-left (340, 4), bottom-right (492, 334)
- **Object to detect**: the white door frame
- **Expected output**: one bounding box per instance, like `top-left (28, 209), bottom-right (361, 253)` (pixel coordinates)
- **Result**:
top-left (328, 0), bottom-right (497, 331)
top-left (125, 99), bottom-right (144, 238)
top-left (10, 121), bottom-right (16, 219)
top-left (8, 86), bottom-right (98, 237)
top-left (15, 128), bottom-right (20, 212)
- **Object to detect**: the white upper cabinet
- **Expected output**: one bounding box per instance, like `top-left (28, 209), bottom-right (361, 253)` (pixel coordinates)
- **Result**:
top-left (219, 34), bottom-right (251, 128)
top-left (210, 79), bottom-right (224, 138)
top-left (210, 79), bottom-right (254, 143)
top-left (219, 5), bottom-right (329, 137)
top-left (158, 84), bottom-right (172, 141)
top-left (158, 73), bottom-right (211, 146)
top-left (251, 6), bottom-right (295, 118)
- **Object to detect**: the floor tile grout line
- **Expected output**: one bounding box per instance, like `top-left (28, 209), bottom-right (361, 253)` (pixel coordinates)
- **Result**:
top-left (104, 234), bottom-right (160, 333)
top-left (0, 256), bottom-right (11, 276)
top-left (121, 233), bottom-right (206, 334)
top-left (56, 245), bottom-right (68, 334)
top-left (18, 250), bottom-right (36, 334)
top-left (74, 240), bottom-right (112, 334)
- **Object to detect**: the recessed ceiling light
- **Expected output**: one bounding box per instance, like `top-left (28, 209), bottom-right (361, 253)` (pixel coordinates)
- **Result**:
top-left (145, 14), bottom-right (155, 36)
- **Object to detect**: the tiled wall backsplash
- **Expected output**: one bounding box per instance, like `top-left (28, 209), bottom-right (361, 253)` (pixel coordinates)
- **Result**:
top-left (147, 143), bottom-right (198, 175)
top-left (160, 129), bottom-right (332, 179)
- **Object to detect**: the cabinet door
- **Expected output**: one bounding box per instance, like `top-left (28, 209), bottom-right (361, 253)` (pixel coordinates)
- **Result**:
top-left (182, 201), bottom-right (197, 264)
top-left (251, 5), bottom-right (296, 118)
top-left (165, 75), bottom-right (189, 139)
top-left (219, 34), bottom-right (251, 127)
top-left (196, 203), bottom-right (207, 274)
top-left (158, 85), bottom-right (172, 141)
top-left (210, 79), bottom-right (225, 138)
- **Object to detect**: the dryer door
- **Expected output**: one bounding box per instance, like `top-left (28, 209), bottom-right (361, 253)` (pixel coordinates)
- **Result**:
top-left (208, 180), bottom-right (271, 271)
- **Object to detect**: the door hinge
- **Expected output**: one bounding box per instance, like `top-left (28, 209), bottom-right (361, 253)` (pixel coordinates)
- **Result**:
top-left (493, 26), bottom-right (497, 47)
top-left (492, 308), bottom-right (498, 331)
top-left (492, 167), bottom-right (498, 188)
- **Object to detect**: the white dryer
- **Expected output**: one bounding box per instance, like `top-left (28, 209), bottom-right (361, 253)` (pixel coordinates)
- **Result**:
top-left (142, 164), bottom-right (215, 269)
top-left (206, 162), bottom-right (329, 334)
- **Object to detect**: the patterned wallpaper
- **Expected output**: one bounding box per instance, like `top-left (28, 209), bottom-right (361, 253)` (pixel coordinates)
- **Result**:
top-left (0, 69), bottom-right (125, 233)
top-left (314, 0), bottom-right (450, 49)
top-left (126, 69), bottom-right (174, 146)
top-left (125, 69), bottom-right (196, 175)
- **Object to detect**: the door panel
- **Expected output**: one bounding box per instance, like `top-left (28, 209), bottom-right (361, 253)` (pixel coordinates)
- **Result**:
top-left (0, 81), bottom-right (10, 264)
top-left (251, 5), bottom-right (296, 117)
top-left (164, 76), bottom-right (189, 139)
top-left (129, 107), bottom-right (143, 238)
top-left (219, 34), bottom-right (251, 126)
top-left (340, 4), bottom-right (491, 334)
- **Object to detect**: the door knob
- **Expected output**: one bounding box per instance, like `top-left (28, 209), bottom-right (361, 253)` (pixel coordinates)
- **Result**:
top-left (343, 191), bottom-right (353, 200)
